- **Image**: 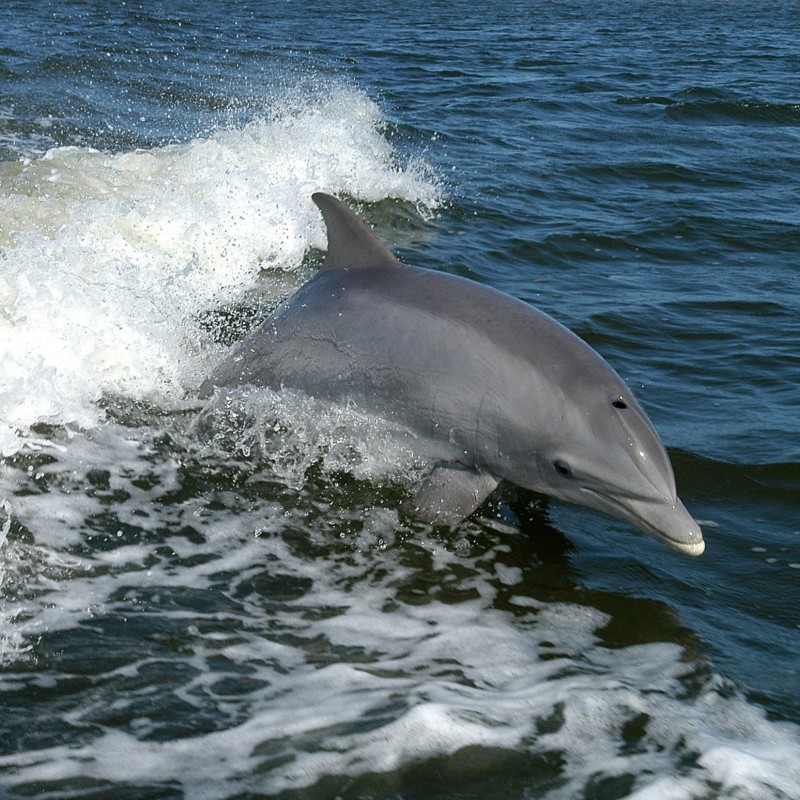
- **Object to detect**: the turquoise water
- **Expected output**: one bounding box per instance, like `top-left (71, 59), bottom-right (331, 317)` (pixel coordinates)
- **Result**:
top-left (1, 1), bottom-right (798, 797)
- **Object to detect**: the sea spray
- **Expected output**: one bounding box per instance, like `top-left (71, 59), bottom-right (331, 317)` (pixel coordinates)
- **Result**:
top-left (0, 85), bottom-right (442, 456)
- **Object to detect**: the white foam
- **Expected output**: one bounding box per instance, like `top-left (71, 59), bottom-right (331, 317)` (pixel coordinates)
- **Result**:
top-left (0, 84), bottom-right (442, 456)
top-left (2, 420), bottom-right (799, 800)
top-left (0, 498), bottom-right (34, 664)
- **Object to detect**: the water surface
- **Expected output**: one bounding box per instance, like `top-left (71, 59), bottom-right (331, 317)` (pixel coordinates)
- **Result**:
top-left (1, 1), bottom-right (799, 797)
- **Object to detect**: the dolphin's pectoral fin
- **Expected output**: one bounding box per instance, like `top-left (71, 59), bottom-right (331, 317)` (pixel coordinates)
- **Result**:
top-left (410, 462), bottom-right (499, 526)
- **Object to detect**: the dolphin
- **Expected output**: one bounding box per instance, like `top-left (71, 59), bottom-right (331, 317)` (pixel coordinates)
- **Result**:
top-left (202, 192), bottom-right (705, 556)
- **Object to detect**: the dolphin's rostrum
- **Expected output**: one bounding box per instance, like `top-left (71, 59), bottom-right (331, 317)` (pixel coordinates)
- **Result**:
top-left (203, 193), bottom-right (705, 556)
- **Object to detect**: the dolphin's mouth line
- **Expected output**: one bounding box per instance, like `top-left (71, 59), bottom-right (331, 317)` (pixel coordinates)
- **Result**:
top-left (576, 480), bottom-right (668, 504)
top-left (578, 487), bottom-right (705, 556)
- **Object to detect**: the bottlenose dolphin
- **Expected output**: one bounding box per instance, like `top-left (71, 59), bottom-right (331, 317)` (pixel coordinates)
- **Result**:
top-left (202, 193), bottom-right (704, 556)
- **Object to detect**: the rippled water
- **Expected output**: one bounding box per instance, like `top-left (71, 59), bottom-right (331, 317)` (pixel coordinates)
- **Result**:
top-left (1, 1), bottom-right (799, 798)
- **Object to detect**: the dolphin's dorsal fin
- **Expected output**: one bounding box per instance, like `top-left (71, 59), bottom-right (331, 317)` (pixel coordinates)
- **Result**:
top-left (312, 192), bottom-right (401, 271)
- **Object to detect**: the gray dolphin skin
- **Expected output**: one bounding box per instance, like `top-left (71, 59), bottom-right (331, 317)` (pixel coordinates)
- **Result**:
top-left (202, 193), bottom-right (705, 556)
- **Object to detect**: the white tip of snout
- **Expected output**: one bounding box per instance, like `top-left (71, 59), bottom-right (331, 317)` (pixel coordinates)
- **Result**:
top-left (649, 497), bottom-right (705, 556)
top-left (665, 533), bottom-right (705, 557)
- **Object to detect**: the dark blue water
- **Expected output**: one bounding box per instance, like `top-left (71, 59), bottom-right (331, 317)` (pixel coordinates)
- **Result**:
top-left (1, 2), bottom-right (799, 797)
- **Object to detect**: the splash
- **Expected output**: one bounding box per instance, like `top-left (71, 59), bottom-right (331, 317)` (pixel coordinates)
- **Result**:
top-left (0, 85), bottom-right (442, 456)
top-left (0, 498), bottom-right (31, 665)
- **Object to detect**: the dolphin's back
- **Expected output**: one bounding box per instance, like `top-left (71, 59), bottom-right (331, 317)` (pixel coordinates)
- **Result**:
top-left (207, 190), bottom-right (612, 414)
top-left (204, 257), bottom-right (618, 471)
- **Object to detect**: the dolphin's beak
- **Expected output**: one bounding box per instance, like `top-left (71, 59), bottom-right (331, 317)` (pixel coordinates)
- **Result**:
top-left (623, 495), bottom-right (705, 555)
top-left (581, 488), bottom-right (705, 556)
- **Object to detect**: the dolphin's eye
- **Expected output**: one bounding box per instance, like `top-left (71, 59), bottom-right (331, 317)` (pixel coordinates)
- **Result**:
top-left (554, 460), bottom-right (572, 477)
top-left (612, 398), bottom-right (628, 409)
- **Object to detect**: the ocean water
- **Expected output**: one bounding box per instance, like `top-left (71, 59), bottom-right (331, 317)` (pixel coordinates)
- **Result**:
top-left (1, 1), bottom-right (799, 798)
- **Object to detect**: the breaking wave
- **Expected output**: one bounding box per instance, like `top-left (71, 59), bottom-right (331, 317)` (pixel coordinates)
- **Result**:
top-left (0, 84), bottom-right (442, 457)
